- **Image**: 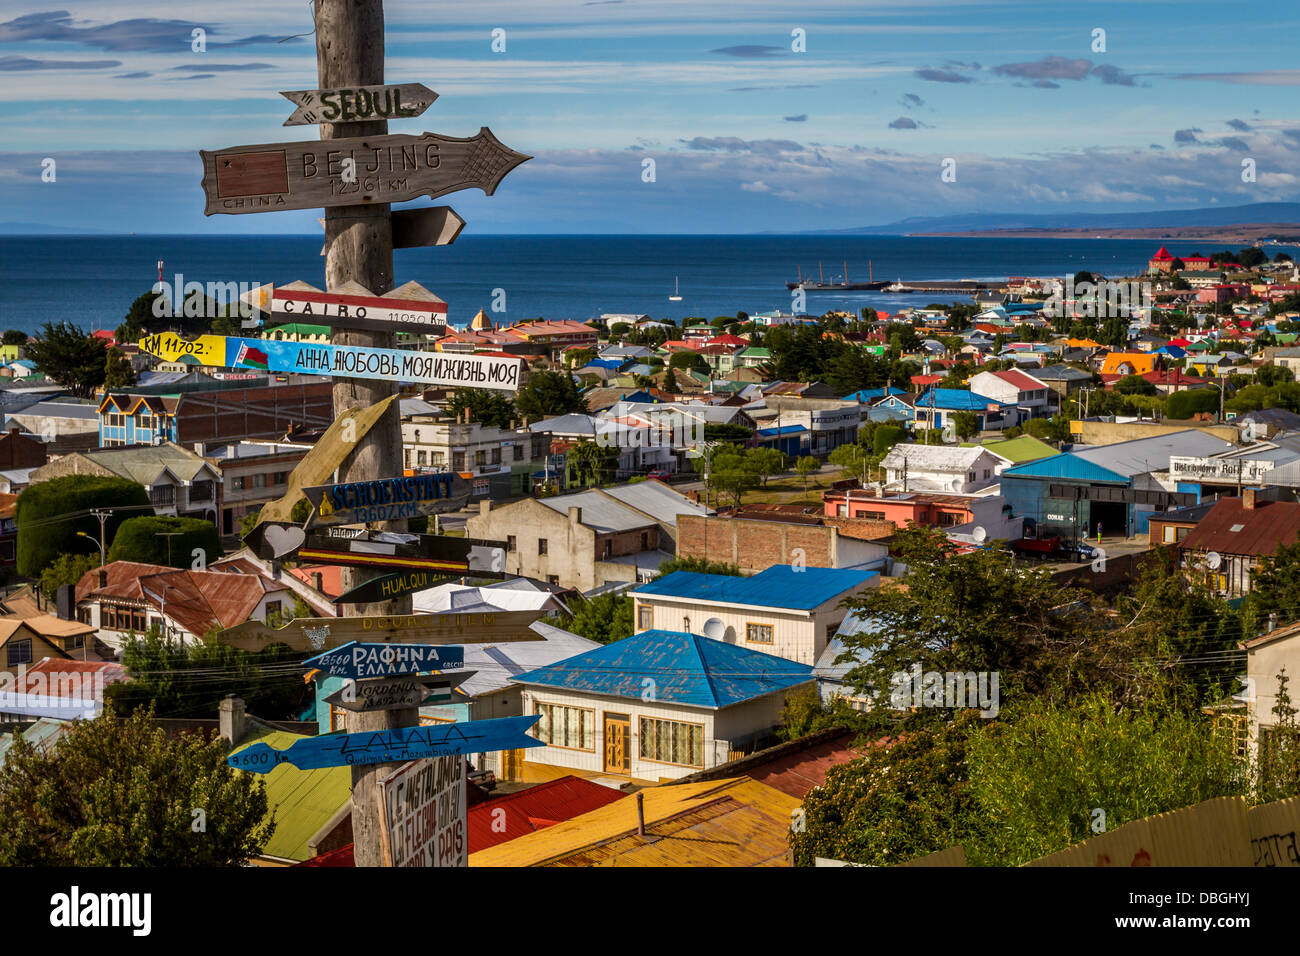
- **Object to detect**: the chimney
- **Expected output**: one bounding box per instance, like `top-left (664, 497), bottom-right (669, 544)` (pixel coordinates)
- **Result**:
top-left (568, 506), bottom-right (583, 526)
top-left (636, 791), bottom-right (646, 836)
top-left (7, 426), bottom-right (16, 438)
top-left (1243, 488), bottom-right (1257, 511)
top-left (97, 568), bottom-right (108, 589)
top-left (462, 407), bottom-right (471, 425)
top-left (218, 695), bottom-right (246, 746)
top-left (312, 571), bottom-right (323, 592)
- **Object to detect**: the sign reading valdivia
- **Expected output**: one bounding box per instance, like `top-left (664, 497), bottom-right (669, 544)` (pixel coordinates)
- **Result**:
top-left (137, 332), bottom-right (523, 391)
top-left (305, 640), bottom-right (465, 679)
top-left (304, 473), bottom-right (470, 527)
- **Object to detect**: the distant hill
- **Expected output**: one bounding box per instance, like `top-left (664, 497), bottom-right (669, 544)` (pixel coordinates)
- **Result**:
top-left (798, 203), bottom-right (1300, 236)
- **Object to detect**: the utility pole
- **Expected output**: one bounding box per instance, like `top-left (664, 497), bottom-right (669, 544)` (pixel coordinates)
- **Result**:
top-left (314, 0), bottom-right (412, 868)
top-left (90, 509), bottom-right (109, 566)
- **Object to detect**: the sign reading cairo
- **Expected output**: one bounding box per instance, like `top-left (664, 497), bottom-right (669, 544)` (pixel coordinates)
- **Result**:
top-left (247, 285), bottom-right (448, 335)
top-left (137, 332), bottom-right (523, 390)
top-left (228, 715), bottom-right (543, 772)
top-left (199, 128), bottom-right (530, 216)
top-left (280, 82), bottom-right (437, 127)
top-left (303, 473), bottom-right (471, 527)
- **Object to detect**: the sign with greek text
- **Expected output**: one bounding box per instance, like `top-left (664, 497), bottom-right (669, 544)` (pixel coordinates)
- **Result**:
top-left (304, 641), bottom-right (465, 679)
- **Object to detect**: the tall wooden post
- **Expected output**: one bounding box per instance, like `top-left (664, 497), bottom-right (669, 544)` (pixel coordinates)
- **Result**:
top-left (315, 0), bottom-right (411, 867)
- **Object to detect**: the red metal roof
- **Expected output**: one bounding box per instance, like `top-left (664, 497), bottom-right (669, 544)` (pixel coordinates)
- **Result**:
top-left (1178, 497), bottom-right (1300, 557)
top-left (1151, 246), bottom-right (1174, 261)
top-left (741, 731), bottom-right (865, 799)
top-left (992, 368), bottom-right (1047, 391)
top-left (467, 776), bottom-right (626, 852)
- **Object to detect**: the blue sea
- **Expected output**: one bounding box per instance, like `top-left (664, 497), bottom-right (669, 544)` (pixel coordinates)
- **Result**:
top-left (2, 234), bottom-right (1297, 335)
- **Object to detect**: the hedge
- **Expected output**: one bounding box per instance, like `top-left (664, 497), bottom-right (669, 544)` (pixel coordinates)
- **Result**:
top-left (16, 476), bottom-right (152, 577)
top-left (107, 515), bottom-right (223, 569)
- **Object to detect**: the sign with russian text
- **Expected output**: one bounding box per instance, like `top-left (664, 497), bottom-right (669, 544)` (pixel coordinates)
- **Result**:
top-left (378, 756), bottom-right (466, 868)
top-left (199, 128), bottom-right (530, 216)
top-left (303, 473), bottom-right (470, 527)
top-left (281, 82), bottom-right (437, 127)
top-left (304, 641), bottom-right (464, 679)
top-left (138, 332), bottom-right (524, 390)
top-left (228, 715), bottom-right (542, 772)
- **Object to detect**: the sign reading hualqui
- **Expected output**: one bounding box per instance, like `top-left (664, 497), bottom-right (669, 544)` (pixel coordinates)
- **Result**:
top-left (379, 756), bottom-right (466, 867)
top-left (304, 472), bottom-right (470, 526)
top-left (137, 332), bottom-right (524, 391)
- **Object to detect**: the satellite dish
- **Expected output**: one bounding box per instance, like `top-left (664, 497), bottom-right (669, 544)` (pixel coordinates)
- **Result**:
top-left (1206, 551), bottom-right (1222, 570)
top-left (972, 526), bottom-right (987, 544)
top-left (702, 618), bottom-right (725, 641)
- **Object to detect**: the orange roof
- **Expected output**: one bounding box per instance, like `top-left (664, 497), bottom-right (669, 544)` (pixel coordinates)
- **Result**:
top-left (1100, 352), bottom-right (1158, 376)
top-left (288, 564), bottom-right (345, 599)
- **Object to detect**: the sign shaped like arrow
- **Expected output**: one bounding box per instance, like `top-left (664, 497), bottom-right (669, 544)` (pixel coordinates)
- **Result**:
top-left (304, 640), bottom-right (465, 679)
top-left (199, 128), bottom-right (530, 216)
top-left (323, 672), bottom-right (473, 712)
top-left (392, 206), bottom-right (466, 248)
top-left (281, 82), bottom-right (437, 127)
top-left (245, 284), bottom-right (447, 335)
top-left (295, 529), bottom-right (505, 577)
top-left (334, 569), bottom-right (457, 605)
top-left (216, 609), bottom-right (543, 654)
top-left (303, 472), bottom-right (471, 529)
top-left (229, 715), bottom-right (542, 772)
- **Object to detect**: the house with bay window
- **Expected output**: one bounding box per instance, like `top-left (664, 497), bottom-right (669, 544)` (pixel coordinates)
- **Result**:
top-left (510, 629), bottom-right (813, 781)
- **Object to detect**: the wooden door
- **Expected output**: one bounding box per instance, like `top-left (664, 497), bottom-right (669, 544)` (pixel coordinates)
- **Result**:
top-left (604, 713), bottom-right (631, 774)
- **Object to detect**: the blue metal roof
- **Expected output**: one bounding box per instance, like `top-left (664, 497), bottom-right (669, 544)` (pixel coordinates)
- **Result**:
top-left (634, 564), bottom-right (876, 610)
top-left (915, 388), bottom-right (1012, 411)
top-left (1000, 453), bottom-right (1129, 484)
top-left (756, 424), bottom-right (808, 438)
top-left (510, 629), bottom-right (813, 708)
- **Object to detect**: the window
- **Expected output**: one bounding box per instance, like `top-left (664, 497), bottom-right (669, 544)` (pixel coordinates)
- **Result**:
top-left (1163, 525), bottom-right (1177, 544)
top-left (232, 476), bottom-right (247, 491)
top-left (491, 448), bottom-right (502, 465)
top-left (538, 538), bottom-right (548, 555)
top-left (329, 704), bottom-right (347, 732)
top-left (150, 486), bottom-right (175, 507)
top-left (404, 449), bottom-right (412, 468)
top-left (65, 632), bottom-right (84, 650)
top-left (639, 717), bottom-right (704, 767)
top-left (7, 639), bottom-right (32, 667)
top-left (513, 445), bottom-right (524, 461)
top-left (507, 535), bottom-right (517, 552)
top-left (190, 480), bottom-right (214, 502)
top-left (746, 622), bottom-right (774, 644)
top-left (418, 450), bottom-right (428, 466)
top-left (638, 606), bottom-right (653, 630)
top-left (475, 450), bottom-right (487, 467)
top-left (547, 574), bottom-right (560, 586)
top-left (534, 702), bottom-right (594, 750)
top-left (640, 532), bottom-right (649, 550)
top-left (452, 452), bottom-right (466, 470)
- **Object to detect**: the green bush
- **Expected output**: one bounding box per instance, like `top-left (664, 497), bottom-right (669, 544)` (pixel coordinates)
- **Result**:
top-left (107, 515), bottom-right (223, 569)
top-left (1166, 387), bottom-right (1220, 420)
top-left (16, 476), bottom-right (152, 577)
top-left (873, 424), bottom-right (907, 455)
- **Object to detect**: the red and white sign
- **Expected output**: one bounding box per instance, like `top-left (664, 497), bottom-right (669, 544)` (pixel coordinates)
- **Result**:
top-left (378, 755), bottom-right (467, 867)
top-left (245, 284), bottom-right (448, 335)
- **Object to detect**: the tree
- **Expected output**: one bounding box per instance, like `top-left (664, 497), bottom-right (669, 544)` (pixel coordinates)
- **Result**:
top-left (746, 446), bottom-right (785, 488)
top-left (1246, 541), bottom-right (1300, 627)
top-left (559, 593), bottom-right (634, 644)
top-left (1167, 387), bottom-right (1221, 420)
top-left (108, 515), bottom-right (223, 569)
top-left (39, 553), bottom-right (98, 602)
top-left (1255, 670), bottom-right (1300, 805)
top-left (0, 705), bottom-right (273, 865)
top-left (828, 442), bottom-right (870, 482)
top-left (16, 475), bottom-right (152, 578)
top-left (1114, 373), bottom-right (1157, 396)
top-left (872, 423), bottom-right (907, 455)
top-left (657, 555), bottom-right (743, 576)
top-left (794, 455), bottom-right (820, 493)
top-left (515, 369), bottom-right (587, 421)
top-left (951, 410), bottom-right (979, 441)
top-left (965, 692), bottom-right (1242, 865)
top-left (23, 321), bottom-right (109, 397)
top-left (2, 329), bottom-right (28, 346)
top-left (567, 439), bottom-right (618, 487)
top-left (104, 345), bottom-right (136, 389)
top-left (706, 444), bottom-right (759, 507)
top-left (446, 388), bottom-right (516, 429)
top-left (663, 366), bottom-right (680, 393)
top-left (668, 350), bottom-right (707, 371)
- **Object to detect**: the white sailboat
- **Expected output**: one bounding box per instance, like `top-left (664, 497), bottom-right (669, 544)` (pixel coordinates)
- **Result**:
top-left (669, 276), bottom-right (682, 301)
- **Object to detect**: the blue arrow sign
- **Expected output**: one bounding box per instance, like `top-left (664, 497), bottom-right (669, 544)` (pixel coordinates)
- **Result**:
top-left (303, 641), bottom-right (465, 679)
top-left (229, 715), bottom-right (541, 773)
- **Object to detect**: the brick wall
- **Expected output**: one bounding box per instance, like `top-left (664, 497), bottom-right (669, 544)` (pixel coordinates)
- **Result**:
top-left (677, 514), bottom-right (838, 571)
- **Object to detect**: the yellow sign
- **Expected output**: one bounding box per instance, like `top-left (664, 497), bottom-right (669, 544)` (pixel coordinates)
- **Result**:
top-left (138, 332), bottom-right (228, 366)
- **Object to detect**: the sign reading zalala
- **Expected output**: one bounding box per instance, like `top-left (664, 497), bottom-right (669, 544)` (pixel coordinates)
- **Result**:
top-left (304, 473), bottom-right (470, 527)
top-left (280, 82), bottom-right (437, 127)
top-left (199, 128), bottom-right (530, 216)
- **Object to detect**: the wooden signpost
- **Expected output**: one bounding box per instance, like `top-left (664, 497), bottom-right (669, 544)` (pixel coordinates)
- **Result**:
top-left (323, 672), bottom-right (472, 712)
top-left (199, 129), bottom-right (530, 216)
top-left (243, 282), bottom-right (447, 335)
top-left (229, 715), bottom-right (542, 771)
top-left (281, 82), bottom-right (437, 127)
top-left (302, 472), bottom-right (471, 528)
top-left (304, 640), bottom-right (465, 679)
top-left (334, 569), bottom-right (456, 605)
top-left (216, 609), bottom-right (543, 654)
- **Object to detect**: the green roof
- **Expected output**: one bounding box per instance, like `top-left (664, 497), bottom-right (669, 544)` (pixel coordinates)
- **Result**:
top-left (264, 323), bottom-right (331, 337)
top-left (739, 347), bottom-right (771, 358)
top-left (964, 434), bottom-right (1057, 464)
top-left (230, 726), bottom-right (351, 862)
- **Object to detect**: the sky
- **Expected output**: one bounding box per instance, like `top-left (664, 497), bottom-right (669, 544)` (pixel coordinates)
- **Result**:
top-left (2, 0), bottom-right (1299, 234)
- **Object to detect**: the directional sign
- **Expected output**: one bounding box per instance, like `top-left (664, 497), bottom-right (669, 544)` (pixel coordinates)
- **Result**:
top-left (379, 757), bottom-right (465, 867)
top-left (281, 82), bottom-right (437, 127)
top-left (392, 206), bottom-right (466, 248)
top-left (228, 715), bottom-right (543, 772)
top-left (137, 331), bottom-right (524, 390)
top-left (304, 640), bottom-right (465, 679)
top-left (334, 569), bottom-right (455, 605)
top-left (245, 284), bottom-right (447, 335)
top-left (323, 672), bottom-right (473, 712)
top-left (303, 473), bottom-right (471, 528)
top-left (294, 529), bottom-right (506, 576)
top-left (216, 609), bottom-right (543, 654)
top-left (199, 128), bottom-right (530, 216)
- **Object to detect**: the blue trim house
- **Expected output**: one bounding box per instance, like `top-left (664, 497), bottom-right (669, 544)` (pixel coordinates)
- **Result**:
top-left (510, 629), bottom-right (814, 780)
top-left (912, 388), bottom-right (1018, 430)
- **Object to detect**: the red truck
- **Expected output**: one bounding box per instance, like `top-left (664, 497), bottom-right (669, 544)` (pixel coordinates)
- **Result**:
top-left (1010, 535), bottom-right (1062, 557)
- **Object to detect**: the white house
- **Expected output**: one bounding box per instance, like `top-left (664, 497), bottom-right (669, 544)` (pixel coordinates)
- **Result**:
top-left (879, 443), bottom-right (1005, 494)
top-left (968, 369), bottom-right (1052, 417)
